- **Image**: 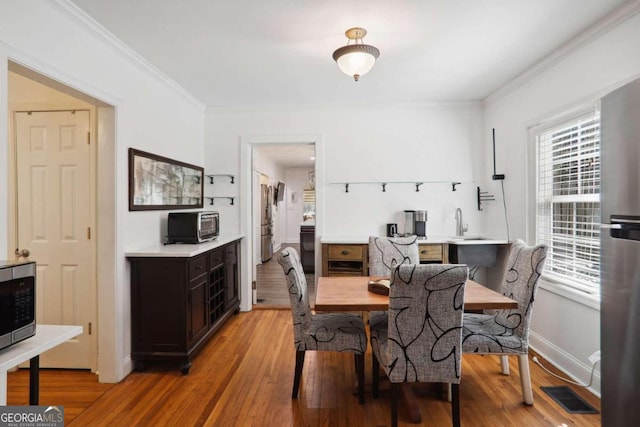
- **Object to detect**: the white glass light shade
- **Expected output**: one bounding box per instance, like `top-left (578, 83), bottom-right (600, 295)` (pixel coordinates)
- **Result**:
top-left (332, 45), bottom-right (380, 81)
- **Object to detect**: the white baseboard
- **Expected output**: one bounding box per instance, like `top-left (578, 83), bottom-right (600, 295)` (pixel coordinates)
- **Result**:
top-left (529, 331), bottom-right (601, 397)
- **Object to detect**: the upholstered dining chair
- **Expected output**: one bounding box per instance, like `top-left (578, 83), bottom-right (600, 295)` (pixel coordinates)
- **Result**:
top-left (368, 235), bottom-right (421, 329)
top-left (370, 264), bottom-right (468, 427)
top-left (461, 239), bottom-right (547, 405)
top-left (277, 247), bottom-right (368, 403)
top-left (368, 235), bottom-right (420, 276)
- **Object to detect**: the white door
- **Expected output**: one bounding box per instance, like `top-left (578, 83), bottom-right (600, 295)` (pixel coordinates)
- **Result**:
top-left (15, 110), bottom-right (95, 369)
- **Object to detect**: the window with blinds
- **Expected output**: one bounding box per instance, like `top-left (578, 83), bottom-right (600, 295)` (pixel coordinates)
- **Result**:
top-left (536, 111), bottom-right (600, 297)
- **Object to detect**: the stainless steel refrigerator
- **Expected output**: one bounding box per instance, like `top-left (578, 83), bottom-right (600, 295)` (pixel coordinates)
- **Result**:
top-left (260, 184), bottom-right (273, 262)
top-left (600, 77), bottom-right (640, 426)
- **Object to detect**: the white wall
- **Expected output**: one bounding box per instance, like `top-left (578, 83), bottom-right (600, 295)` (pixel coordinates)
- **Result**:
top-left (1, 1), bottom-right (205, 382)
top-left (482, 8), bottom-right (640, 396)
top-left (206, 103), bottom-right (485, 239)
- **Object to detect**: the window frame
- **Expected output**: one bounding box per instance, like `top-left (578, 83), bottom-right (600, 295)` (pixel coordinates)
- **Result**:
top-left (527, 105), bottom-right (601, 310)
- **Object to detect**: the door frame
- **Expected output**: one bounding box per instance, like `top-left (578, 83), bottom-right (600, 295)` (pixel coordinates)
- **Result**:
top-left (239, 134), bottom-right (323, 312)
top-left (4, 57), bottom-right (120, 382)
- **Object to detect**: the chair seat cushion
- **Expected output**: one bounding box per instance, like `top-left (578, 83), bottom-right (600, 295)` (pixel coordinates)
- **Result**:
top-left (462, 313), bottom-right (527, 354)
top-left (369, 311), bottom-right (387, 330)
top-left (297, 313), bottom-right (367, 354)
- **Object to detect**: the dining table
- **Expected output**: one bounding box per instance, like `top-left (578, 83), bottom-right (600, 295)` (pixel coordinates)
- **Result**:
top-left (315, 276), bottom-right (517, 312)
top-left (314, 275), bottom-right (518, 424)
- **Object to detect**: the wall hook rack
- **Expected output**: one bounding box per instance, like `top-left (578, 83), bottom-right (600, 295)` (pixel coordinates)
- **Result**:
top-left (477, 186), bottom-right (495, 211)
top-left (206, 197), bottom-right (235, 206)
top-left (206, 174), bottom-right (235, 184)
top-left (335, 181), bottom-right (461, 193)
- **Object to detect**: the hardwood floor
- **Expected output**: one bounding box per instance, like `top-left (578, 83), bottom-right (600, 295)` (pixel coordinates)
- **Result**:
top-left (255, 243), bottom-right (315, 308)
top-left (7, 310), bottom-right (600, 426)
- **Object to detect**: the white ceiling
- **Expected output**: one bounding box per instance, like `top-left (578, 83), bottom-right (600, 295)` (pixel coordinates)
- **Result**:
top-left (71, 0), bottom-right (627, 108)
top-left (66, 0), bottom-right (627, 168)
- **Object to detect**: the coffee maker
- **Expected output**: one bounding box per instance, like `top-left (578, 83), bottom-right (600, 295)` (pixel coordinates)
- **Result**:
top-left (404, 210), bottom-right (428, 238)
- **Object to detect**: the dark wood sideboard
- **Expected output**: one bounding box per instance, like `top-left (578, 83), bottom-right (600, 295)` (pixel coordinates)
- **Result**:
top-left (128, 239), bottom-right (240, 374)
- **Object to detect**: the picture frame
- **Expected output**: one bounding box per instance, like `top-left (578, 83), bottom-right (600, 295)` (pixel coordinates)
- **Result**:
top-left (128, 148), bottom-right (204, 211)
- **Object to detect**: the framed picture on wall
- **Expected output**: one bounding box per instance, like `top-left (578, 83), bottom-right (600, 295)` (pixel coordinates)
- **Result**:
top-left (128, 148), bottom-right (204, 211)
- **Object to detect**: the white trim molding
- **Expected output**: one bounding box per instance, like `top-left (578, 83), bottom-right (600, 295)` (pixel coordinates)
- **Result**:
top-left (240, 134), bottom-right (323, 312)
top-left (538, 277), bottom-right (600, 310)
top-left (530, 331), bottom-right (601, 397)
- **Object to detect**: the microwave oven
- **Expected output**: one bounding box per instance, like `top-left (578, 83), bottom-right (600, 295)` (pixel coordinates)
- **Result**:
top-left (167, 211), bottom-right (219, 244)
top-left (0, 260), bottom-right (36, 351)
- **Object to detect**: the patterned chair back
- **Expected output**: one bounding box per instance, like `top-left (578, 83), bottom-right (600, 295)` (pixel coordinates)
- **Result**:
top-left (278, 247), bottom-right (311, 344)
top-left (494, 239), bottom-right (548, 342)
top-left (368, 235), bottom-right (420, 277)
top-left (383, 264), bottom-right (468, 384)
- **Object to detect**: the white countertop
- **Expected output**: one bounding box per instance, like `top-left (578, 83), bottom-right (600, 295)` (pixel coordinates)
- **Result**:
top-left (301, 218), bottom-right (316, 227)
top-left (0, 324), bottom-right (83, 405)
top-left (320, 235), bottom-right (509, 245)
top-left (125, 234), bottom-right (244, 258)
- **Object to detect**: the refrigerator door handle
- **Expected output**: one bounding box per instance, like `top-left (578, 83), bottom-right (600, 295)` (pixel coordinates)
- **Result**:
top-left (604, 216), bottom-right (640, 241)
top-left (610, 217), bottom-right (640, 225)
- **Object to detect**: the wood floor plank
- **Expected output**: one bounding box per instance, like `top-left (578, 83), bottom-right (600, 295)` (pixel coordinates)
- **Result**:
top-left (256, 243), bottom-right (315, 308)
top-left (7, 309), bottom-right (601, 426)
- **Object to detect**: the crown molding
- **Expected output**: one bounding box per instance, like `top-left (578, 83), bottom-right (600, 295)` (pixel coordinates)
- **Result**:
top-left (483, 0), bottom-right (640, 106)
top-left (205, 100), bottom-right (483, 114)
top-left (44, 0), bottom-right (206, 112)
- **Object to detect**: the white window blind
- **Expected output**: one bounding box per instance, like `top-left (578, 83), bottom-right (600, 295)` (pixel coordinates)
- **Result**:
top-left (536, 111), bottom-right (600, 296)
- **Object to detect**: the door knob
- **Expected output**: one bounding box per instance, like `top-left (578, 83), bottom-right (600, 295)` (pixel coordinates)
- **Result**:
top-left (15, 248), bottom-right (30, 258)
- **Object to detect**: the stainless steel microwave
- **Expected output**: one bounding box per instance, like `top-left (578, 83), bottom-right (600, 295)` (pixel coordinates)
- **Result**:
top-left (167, 211), bottom-right (219, 244)
top-left (0, 260), bottom-right (36, 351)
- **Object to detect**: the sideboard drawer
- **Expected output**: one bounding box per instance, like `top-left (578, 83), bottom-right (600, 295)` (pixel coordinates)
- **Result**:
top-left (327, 244), bottom-right (364, 260)
top-left (322, 244), bottom-right (368, 276)
top-left (188, 255), bottom-right (208, 280)
top-left (419, 244), bottom-right (444, 262)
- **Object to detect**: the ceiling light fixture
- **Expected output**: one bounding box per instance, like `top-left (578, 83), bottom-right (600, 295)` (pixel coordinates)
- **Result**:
top-left (332, 27), bottom-right (380, 81)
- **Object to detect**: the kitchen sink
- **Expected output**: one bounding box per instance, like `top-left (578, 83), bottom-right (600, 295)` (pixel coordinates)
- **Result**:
top-left (449, 236), bottom-right (491, 241)
top-left (448, 239), bottom-right (499, 266)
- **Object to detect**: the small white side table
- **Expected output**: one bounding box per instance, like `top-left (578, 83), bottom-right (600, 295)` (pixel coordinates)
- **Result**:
top-left (0, 325), bottom-right (83, 405)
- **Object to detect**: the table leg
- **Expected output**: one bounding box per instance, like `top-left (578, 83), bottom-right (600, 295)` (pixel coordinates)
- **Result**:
top-left (29, 355), bottom-right (39, 405)
top-left (0, 370), bottom-right (7, 405)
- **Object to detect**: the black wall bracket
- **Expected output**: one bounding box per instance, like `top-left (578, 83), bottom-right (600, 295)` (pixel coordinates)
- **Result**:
top-left (206, 197), bottom-right (235, 206)
top-left (206, 174), bottom-right (235, 184)
top-left (477, 187), bottom-right (495, 211)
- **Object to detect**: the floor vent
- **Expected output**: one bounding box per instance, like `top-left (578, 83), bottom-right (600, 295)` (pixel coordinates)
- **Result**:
top-left (541, 386), bottom-right (599, 414)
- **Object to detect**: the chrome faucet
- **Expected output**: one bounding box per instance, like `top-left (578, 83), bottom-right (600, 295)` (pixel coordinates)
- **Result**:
top-left (455, 208), bottom-right (468, 237)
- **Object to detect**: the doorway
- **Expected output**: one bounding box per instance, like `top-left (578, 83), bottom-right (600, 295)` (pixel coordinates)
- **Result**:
top-left (7, 61), bottom-right (117, 376)
top-left (239, 135), bottom-right (322, 311)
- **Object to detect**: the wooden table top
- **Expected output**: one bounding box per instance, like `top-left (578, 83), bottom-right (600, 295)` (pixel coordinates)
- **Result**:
top-left (314, 276), bottom-right (518, 311)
